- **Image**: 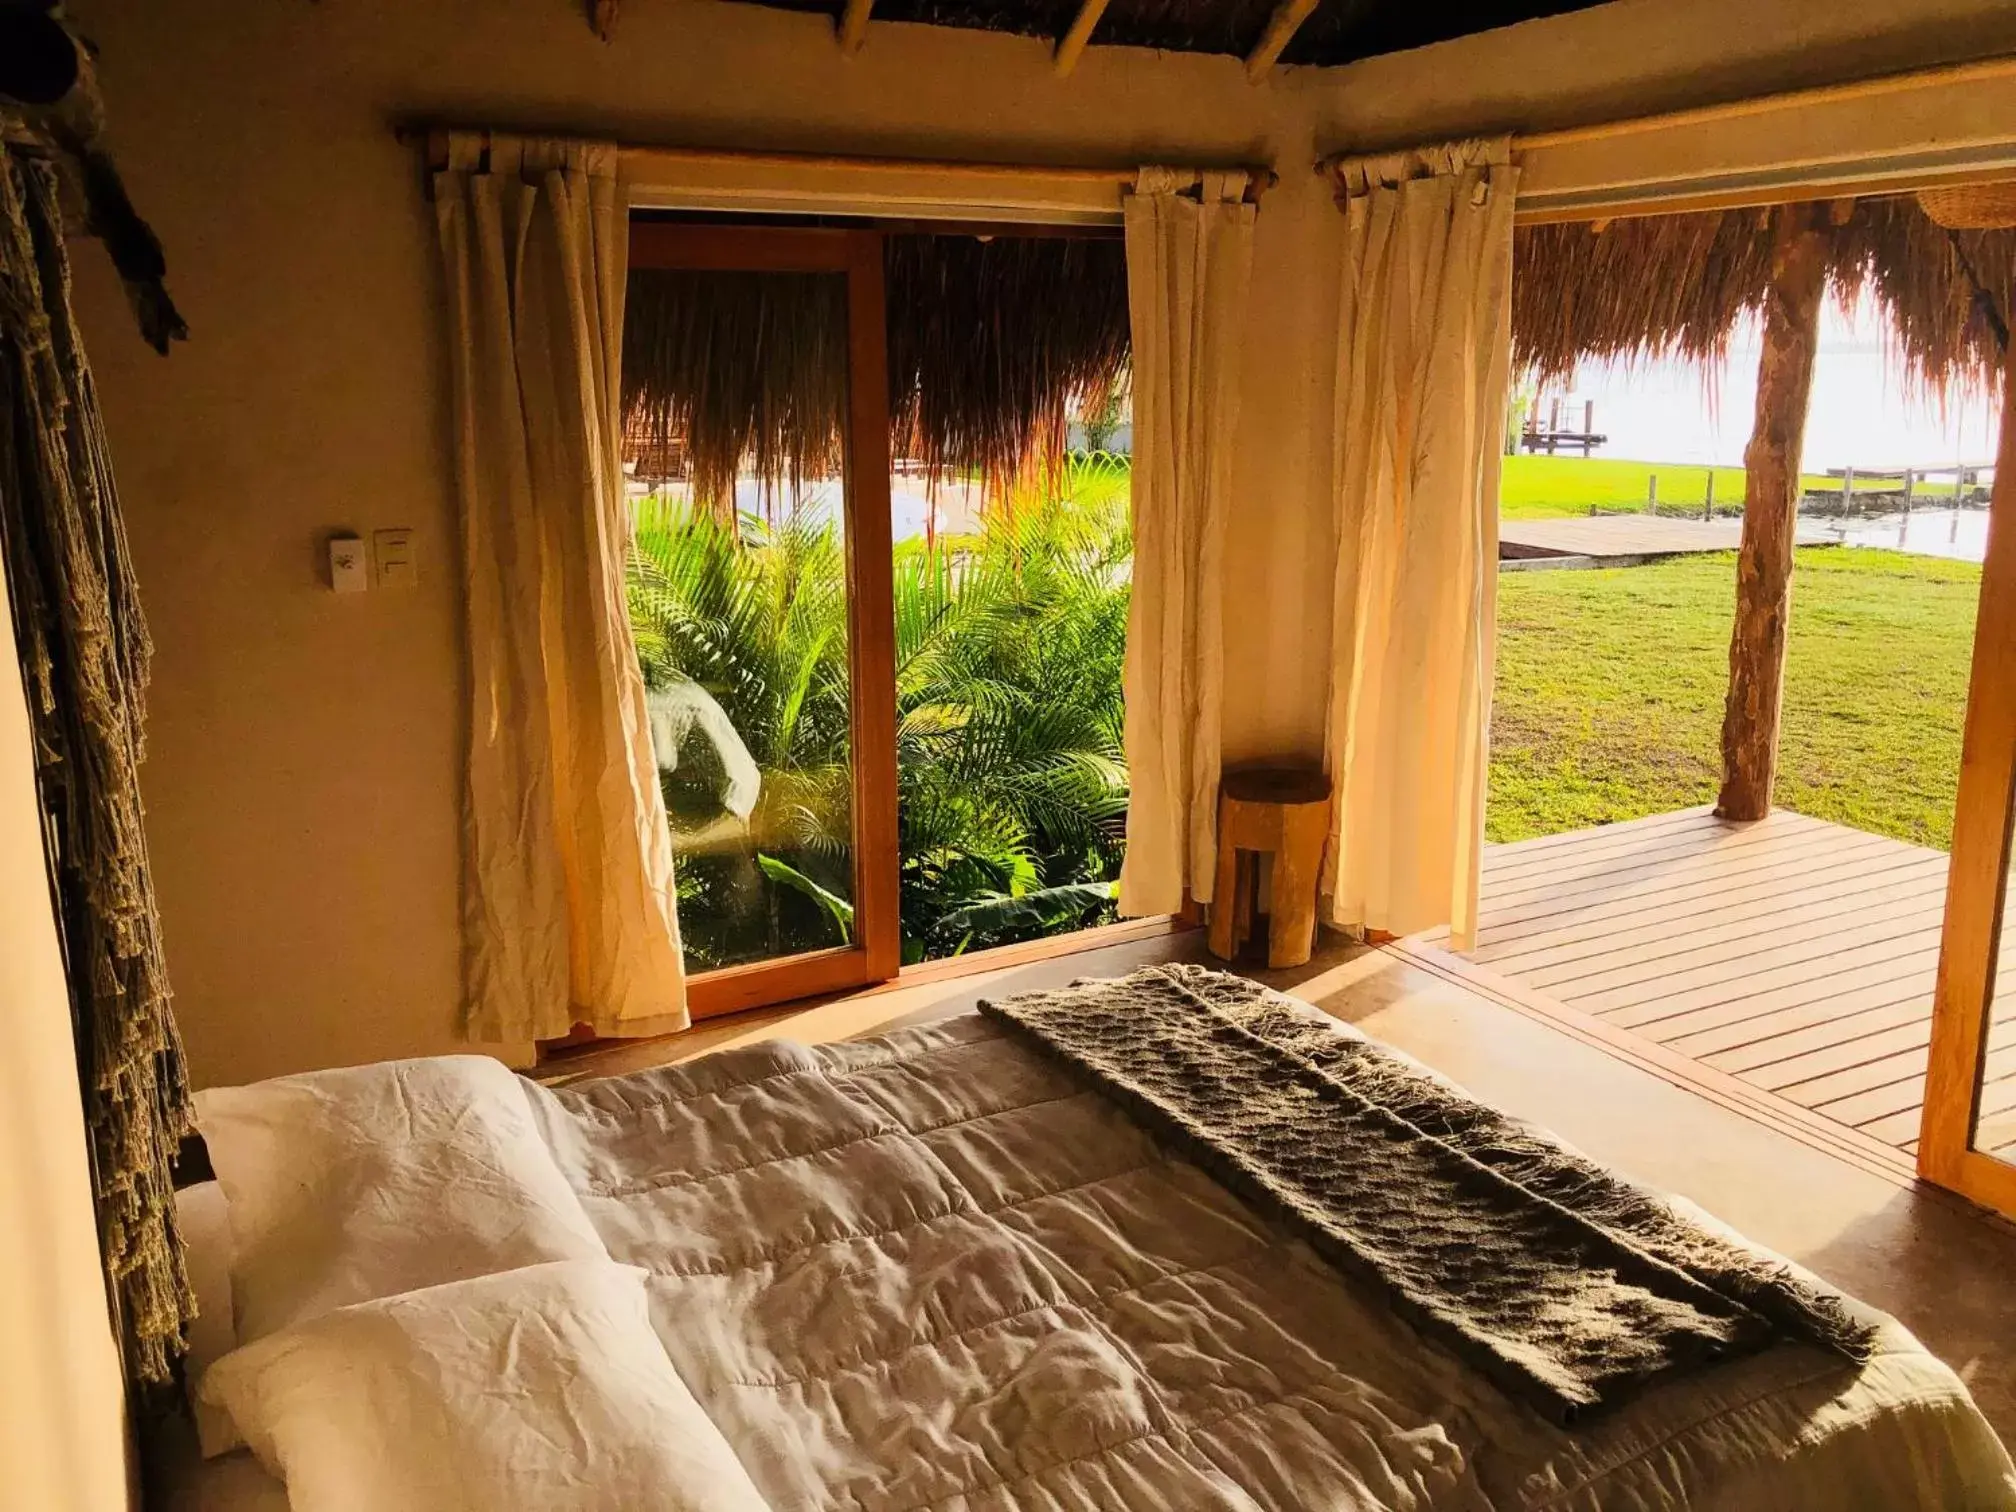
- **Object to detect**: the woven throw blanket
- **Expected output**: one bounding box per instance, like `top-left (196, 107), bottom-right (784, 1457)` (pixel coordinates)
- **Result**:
top-left (979, 963), bottom-right (1878, 1424)
top-left (0, 147), bottom-right (193, 1384)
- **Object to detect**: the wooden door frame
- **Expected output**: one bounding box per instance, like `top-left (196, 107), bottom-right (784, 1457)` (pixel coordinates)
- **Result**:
top-left (1919, 340), bottom-right (2016, 1217)
top-left (628, 222), bottom-right (901, 1020)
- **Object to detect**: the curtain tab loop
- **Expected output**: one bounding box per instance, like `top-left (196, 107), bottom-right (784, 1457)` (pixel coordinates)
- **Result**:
top-left (1320, 135), bottom-right (1514, 202)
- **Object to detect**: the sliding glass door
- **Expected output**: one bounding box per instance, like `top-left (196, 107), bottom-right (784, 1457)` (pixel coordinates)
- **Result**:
top-left (623, 225), bottom-right (899, 1018)
top-left (619, 218), bottom-right (1140, 1024)
top-left (1920, 348), bottom-right (2016, 1220)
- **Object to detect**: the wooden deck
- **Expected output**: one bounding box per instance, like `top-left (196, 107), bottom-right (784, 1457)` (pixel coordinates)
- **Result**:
top-left (1499, 514), bottom-right (1838, 566)
top-left (1418, 807), bottom-right (2016, 1164)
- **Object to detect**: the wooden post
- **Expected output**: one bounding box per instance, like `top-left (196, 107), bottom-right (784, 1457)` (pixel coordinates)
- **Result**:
top-left (1053, 0), bottom-right (1112, 76)
top-left (1717, 206), bottom-right (1828, 822)
top-left (1647, 472), bottom-right (1658, 514)
top-left (838, 0), bottom-right (875, 52)
top-left (1842, 465), bottom-right (1856, 514)
top-left (1704, 469), bottom-right (1716, 521)
top-left (1243, 0), bottom-right (1323, 82)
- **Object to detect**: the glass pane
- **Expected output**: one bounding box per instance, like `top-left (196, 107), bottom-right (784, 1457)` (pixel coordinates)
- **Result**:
top-left (892, 448), bottom-right (1133, 964)
top-left (622, 269), bottom-right (855, 973)
top-left (1974, 785), bottom-right (2016, 1164)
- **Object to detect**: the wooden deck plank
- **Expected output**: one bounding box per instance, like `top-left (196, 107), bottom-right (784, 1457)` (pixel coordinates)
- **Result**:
top-left (1471, 825), bottom-right (1899, 923)
top-left (1581, 907), bottom-right (1953, 1022)
top-left (1518, 881), bottom-right (1952, 994)
top-left (1759, 1001), bottom-right (2016, 1097)
top-left (1480, 809), bottom-right (1820, 881)
top-left (1479, 815), bottom-right (1858, 898)
top-left (1470, 853), bottom-right (1934, 956)
top-left (1977, 1066), bottom-right (2016, 1118)
top-left (1761, 1026), bottom-right (1936, 1099)
top-left (1860, 1106), bottom-right (1931, 1146)
top-left (1821, 1075), bottom-right (1930, 1128)
top-left (1473, 826), bottom-right (1900, 918)
top-left (1450, 811), bottom-right (1991, 1155)
top-left (1472, 850), bottom-right (1947, 966)
top-left (1475, 858), bottom-right (1943, 963)
top-left (1476, 805), bottom-right (1720, 864)
top-left (1693, 994), bottom-right (1937, 1070)
top-left (1602, 912), bottom-right (2016, 1038)
top-left (1497, 515), bottom-right (1837, 561)
top-left (1482, 808), bottom-right (1827, 881)
top-left (1617, 948), bottom-right (1947, 1044)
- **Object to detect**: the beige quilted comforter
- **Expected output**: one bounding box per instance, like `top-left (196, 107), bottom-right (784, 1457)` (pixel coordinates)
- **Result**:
top-left (512, 1008), bottom-right (2013, 1512)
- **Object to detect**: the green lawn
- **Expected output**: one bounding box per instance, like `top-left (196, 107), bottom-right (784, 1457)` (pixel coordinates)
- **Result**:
top-left (1489, 547), bottom-right (1981, 848)
top-left (1498, 454), bottom-right (1947, 521)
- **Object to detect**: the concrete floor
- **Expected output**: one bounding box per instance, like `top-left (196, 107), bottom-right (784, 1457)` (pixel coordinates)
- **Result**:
top-left (551, 927), bottom-right (2016, 1447)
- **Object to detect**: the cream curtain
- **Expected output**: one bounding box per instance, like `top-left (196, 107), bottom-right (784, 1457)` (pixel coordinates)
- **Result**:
top-left (435, 133), bottom-right (687, 1043)
top-left (1323, 139), bottom-right (1518, 951)
top-left (1117, 168), bottom-right (1257, 918)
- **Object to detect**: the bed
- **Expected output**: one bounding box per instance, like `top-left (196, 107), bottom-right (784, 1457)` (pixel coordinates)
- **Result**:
top-left (160, 971), bottom-right (2016, 1512)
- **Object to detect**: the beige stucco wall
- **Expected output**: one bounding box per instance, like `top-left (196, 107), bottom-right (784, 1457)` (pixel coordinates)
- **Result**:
top-left (63, 0), bottom-right (2016, 1087)
top-left (0, 573), bottom-right (130, 1508)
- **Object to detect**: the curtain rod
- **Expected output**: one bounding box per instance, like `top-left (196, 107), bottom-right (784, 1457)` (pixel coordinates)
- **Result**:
top-left (407, 127), bottom-right (1278, 201)
top-left (1516, 51), bottom-right (2016, 153)
top-left (1314, 49), bottom-right (2016, 175)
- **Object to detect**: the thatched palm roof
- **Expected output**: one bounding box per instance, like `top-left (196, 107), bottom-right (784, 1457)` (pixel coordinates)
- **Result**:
top-left (1513, 194), bottom-right (2016, 393)
top-left (603, 0), bottom-right (1608, 66)
top-left (886, 234), bottom-right (1129, 483)
top-left (624, 268), bottom-right (851, 507)
top-left (623, 232), bottom-right (1129, 511)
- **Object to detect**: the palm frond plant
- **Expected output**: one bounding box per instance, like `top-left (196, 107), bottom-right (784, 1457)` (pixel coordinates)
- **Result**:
top-left (629, 496), bottom-right (854, 967)
top-left (625, 453), bottom-right (1134, 971)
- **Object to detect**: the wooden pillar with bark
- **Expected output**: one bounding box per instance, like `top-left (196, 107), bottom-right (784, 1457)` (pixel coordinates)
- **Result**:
top-left (1717, 206), bottom-right (1830, 821)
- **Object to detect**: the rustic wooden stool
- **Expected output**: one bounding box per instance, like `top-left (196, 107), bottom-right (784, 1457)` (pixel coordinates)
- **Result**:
top-left (1207, 763), bottom-right (1333, 969)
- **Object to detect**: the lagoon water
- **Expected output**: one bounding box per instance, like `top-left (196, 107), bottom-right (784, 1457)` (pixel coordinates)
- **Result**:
top-left (1809, 507), bottom-right (1991, 564)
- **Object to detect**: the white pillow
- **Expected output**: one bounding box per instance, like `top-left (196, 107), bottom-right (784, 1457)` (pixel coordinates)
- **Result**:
top-left (173, 1181), bottom-right (246, 1457)
top-left (193, 1055), bottom-right (607, 1343)
top-left (200, 1261), bottom-right (772, 1512)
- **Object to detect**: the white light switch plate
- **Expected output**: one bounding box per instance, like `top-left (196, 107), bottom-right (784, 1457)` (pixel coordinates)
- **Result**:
top-left (328, 534), bottom-right (368, 594)
top-left (374, 528), bottom-right (417, 589)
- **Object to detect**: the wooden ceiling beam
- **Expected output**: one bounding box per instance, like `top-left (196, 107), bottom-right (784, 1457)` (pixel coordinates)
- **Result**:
top-left (1245, 0), bottom-right (1322, 81)
top-left (838, 0), bottom-right (875, 54)
top-left (1053, 0), bottom-right (1113, 77)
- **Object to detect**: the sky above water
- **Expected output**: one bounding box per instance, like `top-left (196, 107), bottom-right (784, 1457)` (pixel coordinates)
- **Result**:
top-left (1556, 292), bottom-right (2003, 474)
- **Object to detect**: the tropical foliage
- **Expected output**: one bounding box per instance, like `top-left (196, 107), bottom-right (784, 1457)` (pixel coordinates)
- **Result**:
top-left (627, 455), bottom-right (1133, 970)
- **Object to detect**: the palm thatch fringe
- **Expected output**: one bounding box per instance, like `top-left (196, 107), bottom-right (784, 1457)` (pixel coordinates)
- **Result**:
top-left (1514, 194), bottom-right (2015, 390)
top-left (1833, 195), bottom-right (2015, 394)
top-left (0, 149), bottom-right (194, 1386)
top-left (623, 268), bottom-right (849, 521)
top-left (885, 234), bottom-right (1129, 488)
top-left (620, 234), bottom-right (1131, 513)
